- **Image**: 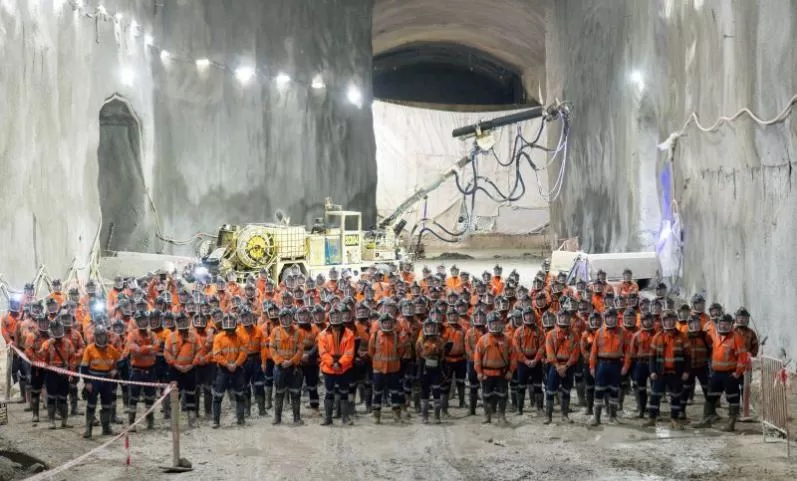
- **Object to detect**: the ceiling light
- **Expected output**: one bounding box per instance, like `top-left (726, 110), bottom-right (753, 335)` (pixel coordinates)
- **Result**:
top-left (235, 66), bottom-right (255, 85)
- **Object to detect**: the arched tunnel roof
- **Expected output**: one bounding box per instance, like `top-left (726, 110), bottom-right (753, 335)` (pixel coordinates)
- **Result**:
top-left (373, 0), bottom-right (546, 79)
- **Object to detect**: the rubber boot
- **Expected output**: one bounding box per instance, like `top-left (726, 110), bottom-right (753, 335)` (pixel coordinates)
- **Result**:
top-left (509, 389), bottom-right (517, 413)
top-left (433, 401), bottom-right (442, 424)
top-left (363, 385), bottom-right (373, 414)
top-left (321, 398), bottom-right (334, 426)
top-left (693, 402), bottom-right (714, 428)
top-left (708, 398), bottom-right (721, 423)
top-left (111, 404), bottom-right (123, 424)
top-left (516, 389), bottom-right (526, 415)
top-left (188, 410), bottom-right (196, 428)
top-left (245, 392), bottom-right (252, 418)
top-left (265, 386), bottom-right (273, 410)
top-left (455, 384), bottom-right (464, 408)
top-left (236, 398), bottom-right (246, 426)
top-left (256, 395), bottom-right (267, 416)
top-left (586, 389), bottom-right (594, 415)
top-left (292, 393), bottom-right (304, 425)
top-left (441, 393), bottom-right (450, 418)
top-left (83, 409), bottom-right (95, 438)
top-left (19, 378), bottom-right (28, 405)
top-left (497, 397), bottom-right (508, 425)
top-left (146, 410), bottom-right (155, 430)
top-left (212, 399), bottom-right (221, 429)
top-left (128, 411), bottom-right (137, 433)
top-left (101, 409), bottom-right (114, 435)
top-left (204, 389), bottom-right (213, 418)
top-left (589, 405), bottom-right (602, 426)
top-left (535, 392), bottom-right (544, 415)
top-left (413, 389), bottom-right (421, 413)
top-left (59, 402), bottom-right (72, 428)
top-left (561, 398), bottom-right (573, 423)
top-left (543, 402), bottom-right (554, 425)
top-left (608, 405), bottom-right (619, 424)
top-left (47, 402), bottom-right (57, 429)
top-left (31, 393), bottom-right (40, 423)
top-left (638, 391), bottom-right (648, 419)
top-left (482, 398), bottom-right (492, 424)
top-left (374, 409), bottom-right (382, 424)
top-left (468, 390), bottom-right (478, 416)
top-left (341, 399), bottom-right (354, 425)
top-left (334, 398), bottom-right (342, 419)
top-left (720, 406), bottom-right (738, 432)
top-left (70, 388), bottom-right (83, 415)
top-left (357, 384), bottom-right (366, 405)
top-left (272, 393), bottom-right (284, 425)
top-left (618, 390), bottom-right (625, 412)
top-left (576, 382), bottom-right (586, 407)
top-left (422, 400), bottom-right (430, 424)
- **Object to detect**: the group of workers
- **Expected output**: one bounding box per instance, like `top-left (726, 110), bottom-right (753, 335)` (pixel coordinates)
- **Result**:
top-left (0, 260), bottom-right (759, 439)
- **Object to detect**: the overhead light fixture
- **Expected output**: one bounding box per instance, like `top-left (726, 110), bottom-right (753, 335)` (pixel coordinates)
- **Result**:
top-left (630, 70), bottom-right (645, 91)
top-left (195, 58), bottom-right (211, 69)
top-left (347, 85), bottom-right (363, 108)
top-left (160, 50), bottom-right (171, 62)
top-left (275, 72), bottom-right (291, 87)
top-left (235, 66), bottom-right (255, 85)
top-left (97, 5), bottom-right (107, 16)
top-left (120, 66), bottom-right (135, 86)
top-left (115, 12), bottom-right (122, 21)
top-left (311, 75), bottom-right (325, 89)
top-left (144, 34), bottom-right (154, 46)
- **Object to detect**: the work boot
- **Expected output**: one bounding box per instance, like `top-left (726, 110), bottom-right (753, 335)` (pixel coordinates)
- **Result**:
top-left (83, 410), bottom-right (95, 439)
top-left (187, 411), bottom-right (196, 428)
top-left (638, 392), bottom-right (648, 419)
top-left (608, 405), bottom-right (619, 424)
top-left (535, 392), bottom-right (544, 414)
top-left (19, 379), bottom-right (29, 405)
top-left (334, 398), bottom-right (342, 419)
top-left (59, 402), bottom-right (72, 429)
top-left (576, 382), bottom-right (586, 407)
top-left (441, 394), bottom-right (450, 418)
top-left (561, 398), bottom-right (573, 423)
top-left (47, 403), bottom-right (57, 429)
top-left (586, 389), bottom-right (595, 415)
top-left (482, 399), bottom-right (492, 424)
top-left (292, 393), bottom-right (304, 425)
top-left (509, 389), bottom-right (517, 413)
top-left (265, 386), bottom-right (273, 410)
top-left (468, 391), bottom-right (478, 416)
top-left (31, 394), bottom-right (40, 423)
top-left (707, 399), bottom-right (721, 423)
top-left (393, 407), bottom-right (402, 424)
top-left (434, 402), bottom-right (442, 424)
top-left (374, 409), bottom-right (382, 424)
top-left (111, 404), bottom-right (123, 424)
top-left (413, 390), bottom-right (421, 413)
top-left (618, 390), bottom-right (625, 412)
top-left (236, 398), bottom-right (246, 426)
top-left (245, 393), bottom-right (252, 418)
top-left (256, 395), bottom-right (267, 417)
top-left (70, 394), bottom-right (83, 416)
top-left (272, 393), bottom-right (284, 425)
top-left (642, 415), bottom-right (657, 428)
top-left (457, 384), bottom-right (465, 408)
top-left (497, 397), bottom-right (508, 425)
top-left (693, 402), bottom-right (714, 428)
top-left (146, 411), bottom-right (155, 430)
top-left (516, 390), bottom-right (526, 415)
top-left (422, 400), bottom-right (430, 424)
top-left (364, 386), bottom-right (373, 414)
top-left (128, 411), bottom-right (137, 433)
top-left (100, 409), bottom-right (114, 435)
top-left (589, 405), bottom-right (602, 427)
top-left (720, 406), bottom-right (738, 432)
top-left (543, 402), bottom-right (554, 425)
top-left (212, 399), bottom-right (222, 429)
top-left (341, 400), bottom-right (354, 425)
top-left (204, 389), bottom-right (213, 417)
top-left (321, 398), bottom-right (334, 426)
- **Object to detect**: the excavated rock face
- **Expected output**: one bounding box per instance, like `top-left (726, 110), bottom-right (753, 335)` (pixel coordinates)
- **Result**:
top-left (546, 0), bottom-right (797, 359)
top-left (152, 0), bottom-right (377, 244)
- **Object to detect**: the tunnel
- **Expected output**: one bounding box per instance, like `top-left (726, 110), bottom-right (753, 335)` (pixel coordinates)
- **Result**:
top-left (97, 96), bottom-right (153, 253)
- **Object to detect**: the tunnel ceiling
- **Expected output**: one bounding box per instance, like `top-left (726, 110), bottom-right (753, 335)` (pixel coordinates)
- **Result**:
top-left (373, 0), bottom-right (546, 102)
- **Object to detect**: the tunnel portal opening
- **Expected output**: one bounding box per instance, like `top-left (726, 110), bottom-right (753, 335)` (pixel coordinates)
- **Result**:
top-left (373, 43), bottom-right (526, 106)
top-left (97, 97), bottom-right (152, 253)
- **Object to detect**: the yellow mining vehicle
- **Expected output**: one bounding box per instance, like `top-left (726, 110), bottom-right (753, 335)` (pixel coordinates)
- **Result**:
top-left (198, 199), bottom-right (401, 282)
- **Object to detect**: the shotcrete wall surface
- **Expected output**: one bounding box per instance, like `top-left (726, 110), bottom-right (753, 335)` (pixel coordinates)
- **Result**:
top-left (0, 0), bottom-right (377, 284)
top-left (547, 0), bottom-right (797, 359)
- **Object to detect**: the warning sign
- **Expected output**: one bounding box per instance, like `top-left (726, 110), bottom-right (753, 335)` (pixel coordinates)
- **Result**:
top-left (0, 402), bottom-right (7, 425)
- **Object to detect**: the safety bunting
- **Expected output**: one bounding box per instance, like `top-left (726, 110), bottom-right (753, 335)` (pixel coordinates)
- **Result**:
top-left (7, 344), bottom-right (169, 388)
top-left (23, 386), bottom-right (173, 481)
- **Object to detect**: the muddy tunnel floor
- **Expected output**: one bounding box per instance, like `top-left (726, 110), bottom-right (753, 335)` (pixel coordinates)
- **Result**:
top-left (1, 396), bottom-right (794, 481)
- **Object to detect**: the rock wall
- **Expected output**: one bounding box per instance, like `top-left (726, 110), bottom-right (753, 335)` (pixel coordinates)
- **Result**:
top-left (547, 0), bottom-right (797, 358)
top-left (0, 0), bottom-right (376, 286)
top-left (151, 0), bottom-right (377, 254)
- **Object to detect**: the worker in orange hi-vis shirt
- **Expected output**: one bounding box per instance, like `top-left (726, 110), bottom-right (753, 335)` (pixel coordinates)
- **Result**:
top-left (474, 312), bottom-right (516, 425)
top-left (693, 314), bottom-right (749, 432)
top-left (211, 313), bottom-right (247, 428)
top-left (317, 306), bottom-right (356, 426)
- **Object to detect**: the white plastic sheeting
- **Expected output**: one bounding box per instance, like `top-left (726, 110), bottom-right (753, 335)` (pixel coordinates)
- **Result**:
top-left (373, 101), bottom-right (550, 237)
